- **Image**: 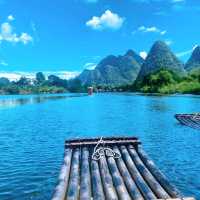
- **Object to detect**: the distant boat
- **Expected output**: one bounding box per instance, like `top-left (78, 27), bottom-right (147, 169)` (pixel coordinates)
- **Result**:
top-left (175, 113), bottom-right (200, 129)
top-left (88, 87), bottom-right (94, 95)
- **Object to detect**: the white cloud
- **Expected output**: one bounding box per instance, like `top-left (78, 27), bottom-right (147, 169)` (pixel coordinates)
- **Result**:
top-left (86, 10), bottom-right (124, 30)
top-left (84, 62), bottom-right (97, 70)
top-left (19, 33), bottom-right (33, 44)
top-left (8, 15), bottom-right (15, 21)
top-left (176, 45), bottom-right (198, 58)
top-left (0, 71), bottom-right (80, 81)
top-left (0, 22), bottom-right (33, 45)
top-left (140, 51), bottom-right (148, 59)
top-left (0, 60), bottom-right (8, 66)
top-left (165, 39), bottom-right (173, 46)
top-left (160, 30), bottom-right (167, 35)
top-left (137, 26), bottom-right (167, 35)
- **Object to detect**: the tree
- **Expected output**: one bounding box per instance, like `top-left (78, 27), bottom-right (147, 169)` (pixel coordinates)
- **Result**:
top-left (16, 77), bottom-right (31, 86)
top-left (48, 75), bottom-right (68, 88)
top-left (36, 72), bottom-right (45, 84)
top-left (68, 79), bottom-right (85, 92)
top-left (0, 77), bottom-right (10, 87)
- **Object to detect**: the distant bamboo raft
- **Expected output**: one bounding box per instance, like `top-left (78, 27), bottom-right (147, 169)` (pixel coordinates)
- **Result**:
top-left (175, 114), bottom-right (200, 130)
top-left (52, 136), bottom-right (195, 200)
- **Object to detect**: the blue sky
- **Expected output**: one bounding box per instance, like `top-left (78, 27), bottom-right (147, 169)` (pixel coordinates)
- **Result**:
top-left (0, 0), bottom-right (199, 77)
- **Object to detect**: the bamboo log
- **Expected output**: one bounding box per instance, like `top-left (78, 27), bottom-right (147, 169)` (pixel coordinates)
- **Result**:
top-left (66, 140), bottom-right (139, 148)
top-left (80, 147), bottom-right (91, 200)
top-left (113, 146), bottom-right (144, 200)
top-left (91, 159), bottom-right (105, 200)
top-left (120, 145), bottom-right (156, 200)
top-left (107, 152), bottom-right (131, 200)
top-left (128, 145), bottom-right (170, 199)
top-left (66, 148), bottom-right (80, 200)
top-left (99, 155), bottom-right (118, 200)
top-left (137, 147), bottom-right (181, 198)
top-left (52, 148), bottom-right (72, 200)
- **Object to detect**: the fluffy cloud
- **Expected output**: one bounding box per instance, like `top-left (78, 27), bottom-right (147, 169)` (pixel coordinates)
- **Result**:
top-left (137, 26), bottom-right (167, 35)
top-left (165, 39), bottom-right (173, 46)
top-left (8, 15), bottom-right (15, 21)
top-left (0, 18), bottom-right (33, 45)
top-left (84, 62), bottom-right (97, 70)
top-left (140, 51), bottom-right (148, 59)
top-left (86, 10), bottom-right (124, 30)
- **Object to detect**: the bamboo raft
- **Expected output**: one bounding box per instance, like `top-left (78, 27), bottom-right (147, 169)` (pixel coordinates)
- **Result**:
top-left (52, 137), bottom-right (195, 200)
top-left (175, 114), bottom-right (200, 130)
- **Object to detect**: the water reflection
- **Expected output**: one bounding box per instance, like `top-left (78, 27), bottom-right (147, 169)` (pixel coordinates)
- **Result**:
top-left (0, 94), bottom-right (87, 108)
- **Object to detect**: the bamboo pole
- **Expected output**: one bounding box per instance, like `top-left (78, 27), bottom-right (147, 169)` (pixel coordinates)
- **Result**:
top-left (113, 146), bottom-right (144, 200)
top-left (80, 147), bottom-right (91, 200)
top-left (91, 159), bottom-right (105, 200)
top-left (128, 145), bottom-right (170, 199)
top-left (66, 148), bottom-right (80, 200)
top-left (107, 151), bottom-right (131, 200)
top-left (120, 145), bottom-right (156, 200)
top-left (98, 155), bottom-right (118, 200)
top-left (137, 147), bottom-right (181, 198)
top-left (52, 148), bottom-right (72, 200)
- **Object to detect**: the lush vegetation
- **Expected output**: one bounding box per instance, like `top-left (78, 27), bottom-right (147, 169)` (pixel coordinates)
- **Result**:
top-left (1, 68), bottom-right (200, 95)
top-left (0, 72), bottom-right (86, 95)
top-left (132, 69), bottom-right (200, 94)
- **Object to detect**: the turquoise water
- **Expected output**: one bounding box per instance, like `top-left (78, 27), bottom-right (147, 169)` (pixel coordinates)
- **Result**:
top-left (0, 93), bottom-right (200, 199)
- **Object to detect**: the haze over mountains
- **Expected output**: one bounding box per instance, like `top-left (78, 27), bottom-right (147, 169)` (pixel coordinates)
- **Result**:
top-left (77, 40), bottom-right (200, 86)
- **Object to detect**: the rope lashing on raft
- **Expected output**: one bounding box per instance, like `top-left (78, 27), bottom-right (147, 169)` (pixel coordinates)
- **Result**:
top-left (92, 137), bottom-right (121, 160)
top-left (192, 113), bottom-right (200, 119)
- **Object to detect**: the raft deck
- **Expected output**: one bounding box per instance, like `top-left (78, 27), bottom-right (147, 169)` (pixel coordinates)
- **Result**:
top-left (52, 136), bottom-right (195, 200)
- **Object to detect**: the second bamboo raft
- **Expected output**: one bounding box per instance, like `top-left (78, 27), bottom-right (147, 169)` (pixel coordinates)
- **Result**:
top-left (175, 114), bottom-right (200, 130)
